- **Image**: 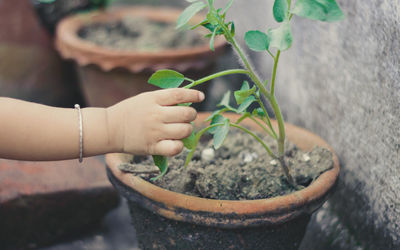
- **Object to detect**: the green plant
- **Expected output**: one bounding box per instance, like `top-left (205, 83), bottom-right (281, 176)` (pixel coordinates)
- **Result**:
top-left (148, 0), bottom-right (344, 184)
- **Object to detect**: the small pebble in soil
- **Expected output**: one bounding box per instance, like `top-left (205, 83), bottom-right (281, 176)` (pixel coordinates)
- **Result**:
top-left (201, 148), bottom-right (215, 162)
top-left (239, 151), bottom-right (258, 164)
top-left (270, 159), bottom-right (278, 166)
top-left (303, 153), bottom-right (311, 162)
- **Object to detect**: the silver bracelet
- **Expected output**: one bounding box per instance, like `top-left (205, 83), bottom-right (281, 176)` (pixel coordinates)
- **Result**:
top-left (74, 104), bottom-right (83, 163)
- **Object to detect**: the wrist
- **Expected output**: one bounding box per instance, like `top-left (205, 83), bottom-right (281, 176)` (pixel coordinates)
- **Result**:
top-left (105, 106), bottom-right (124, 153)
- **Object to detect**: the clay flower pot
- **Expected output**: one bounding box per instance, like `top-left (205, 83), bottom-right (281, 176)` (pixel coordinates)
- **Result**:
top-left (106, 113), bottom-right (340, 249)
top-left (55, 7), bottom-right (226, 107)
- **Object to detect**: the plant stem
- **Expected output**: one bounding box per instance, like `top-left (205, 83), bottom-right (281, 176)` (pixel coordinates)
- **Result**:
top-left (278, 156), bottom-right (297, 188)
top-left (185, 122), bottom-right (278, 166)
top-left (215, 15), bottom-right (295, 185)
top-left (215, 16), bottom-right (270, 98)
top-left (270, 95), bottom-right (286, 157)
top-left (270, 50), bottom-right (281, 96)
top-left (230, 123), bottom-right (277, 159)
top-left (255, 96), bottom-right (278, 139)
top-left (247, 116), bottom-right (278, 140)
top-left (267, 49), bottom-right (275, 59)
top-left (199, 122), bottom-right (276, 159)
top-left (231, 39), bottom-right (270, 98)
top-left (184, 69), bottom-right (249, 89)
top-left (268, 51), bottom-right (286, 159)
top-left (220, 20), bottom-right (284, 153)
top-left (235, 113), bottom-right (277, 139)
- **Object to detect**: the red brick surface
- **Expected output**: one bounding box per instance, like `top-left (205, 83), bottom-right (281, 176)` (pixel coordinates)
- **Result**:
top-left (0, 157), bottom-right (119, 249)
top-left (0, 157), bottom-right (112, 202)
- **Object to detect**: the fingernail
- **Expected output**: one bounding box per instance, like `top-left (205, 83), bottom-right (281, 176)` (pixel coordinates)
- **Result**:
top-left (199, 91), bottom-right (205, 101)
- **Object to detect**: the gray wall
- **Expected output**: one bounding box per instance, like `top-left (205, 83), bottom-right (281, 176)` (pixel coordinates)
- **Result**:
top-left (225, 0), bottom-right (399, 249)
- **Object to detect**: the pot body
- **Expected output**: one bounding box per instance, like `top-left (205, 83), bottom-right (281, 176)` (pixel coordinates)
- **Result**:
top-left (56, 7), bottom-right (226, 108)
top-left (108, 174), bottom-right (310, 250)
top-left (106, 113), bottom-right (340, 249)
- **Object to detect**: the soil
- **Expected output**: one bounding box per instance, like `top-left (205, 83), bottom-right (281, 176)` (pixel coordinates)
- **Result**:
top-left (119, 129), bottom-right (333, 200)
top-left (78, 17), bottom-right (208, 51)
top-left (32, 0), bottom-right (106, 34)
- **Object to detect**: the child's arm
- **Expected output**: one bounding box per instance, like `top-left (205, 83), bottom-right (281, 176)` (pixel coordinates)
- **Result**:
top-left (0, 88), bottom-right (204, 161)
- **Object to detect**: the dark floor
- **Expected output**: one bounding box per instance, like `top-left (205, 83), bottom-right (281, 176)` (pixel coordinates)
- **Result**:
top-left (40, 198), bottom-right (139, 250)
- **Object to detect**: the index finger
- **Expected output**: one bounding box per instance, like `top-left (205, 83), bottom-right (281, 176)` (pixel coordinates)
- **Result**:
top-left (156, 88), bottom-right (205, 106)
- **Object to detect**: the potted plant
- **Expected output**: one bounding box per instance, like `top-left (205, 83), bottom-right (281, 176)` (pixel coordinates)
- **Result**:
top-left (55, 4), bottom-right (226, 108)
top-left (106, 0), bottom-right (344, 249)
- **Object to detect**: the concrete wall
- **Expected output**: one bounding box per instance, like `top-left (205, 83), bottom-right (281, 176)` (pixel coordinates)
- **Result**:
top-left (223, 0), bottom-right (399, 249)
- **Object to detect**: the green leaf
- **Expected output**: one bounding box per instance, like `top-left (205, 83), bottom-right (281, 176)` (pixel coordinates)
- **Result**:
top-left (206, 110), bottom-right (220, 122)
top-left (268, 21), bottom-right (293, 51)
top-left (209, 115), bottom-right (226, 134)
top-left (191, 19), bottom-right (208, 30)
top-left (148, 69), bottom-right (185, 88)
top-left (241, 80), bottom-right (250, 90)
top-left (217, 90), bottom-right (231, 108)
top-left (234, 81), bottom-right (256, 104)
top-left (244, 30), bottom-right (270, 51)
top-left (291, 0), bottom-right (345, 22)
top-left (230, 22), bottom-right (235, 36)
top-left (223, 0), bottom-right (235, 14)
top-left (209, 27), bottom-right (219, 51)
top-left (237, 96), bottom-right (256, 113)
top-left (212, 118), bottom-right (230, 149)
top-left (176, 1), bottom-right (207, 29)
top-left (184, 148), bottom-right (196, 167)
top-left (207, 11), bottom-right (219, 26)
top-left (202, 23), bottom-right (224, 34)
top-left (182, 123), bottom-right (196, 149)
top-left (252, 107), bottom-right (266, 118)
top-left (151, 155), bottom-right (168, 181)
top-left (273, 0), bottom-right (289, 23)
top-left (235, 112), bottom-right (250, 124)
top-left (205, 108), bottom-right (229, 121)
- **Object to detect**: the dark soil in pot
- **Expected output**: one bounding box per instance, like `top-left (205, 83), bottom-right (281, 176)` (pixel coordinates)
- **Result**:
top-left (78, 17), bottom-right (208, 51)
top-left (119, 130), bottom-right (333, 200)
top-left (31, 0), bottom-right (108, 34)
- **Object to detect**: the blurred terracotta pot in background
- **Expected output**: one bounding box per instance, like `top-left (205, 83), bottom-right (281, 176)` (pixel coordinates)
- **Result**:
top-left (55, 7), bottom-right (227, 108)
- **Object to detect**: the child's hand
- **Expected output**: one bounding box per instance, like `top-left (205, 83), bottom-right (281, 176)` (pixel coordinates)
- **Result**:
top-left (106, 89), bottom-right (205, 156)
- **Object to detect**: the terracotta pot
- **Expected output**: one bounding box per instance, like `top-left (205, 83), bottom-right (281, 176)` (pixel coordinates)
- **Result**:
top-left (106, 113), bottom-right (340, 249)
top-left (55, 7), bottom-right (227, 108)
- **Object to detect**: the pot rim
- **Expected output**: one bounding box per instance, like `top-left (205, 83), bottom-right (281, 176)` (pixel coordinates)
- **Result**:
top-left (55, 7), bottom-right (227, 72)
top-left (106, 112), bottom-right (340, 228)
